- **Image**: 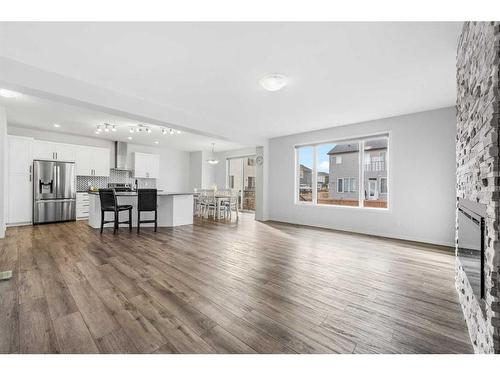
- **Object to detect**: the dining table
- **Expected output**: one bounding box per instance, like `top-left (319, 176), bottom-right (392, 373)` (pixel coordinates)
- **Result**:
top-left (193, 191), bottom-right (239, 219)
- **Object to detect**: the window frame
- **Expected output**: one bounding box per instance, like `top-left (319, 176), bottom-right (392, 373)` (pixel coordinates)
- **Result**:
top-left (337, 178), bottom-right (344, 193)
top-left (380, 176), bottom-right (388, 194)
top-left (294, 132), bottom-right (390, 210)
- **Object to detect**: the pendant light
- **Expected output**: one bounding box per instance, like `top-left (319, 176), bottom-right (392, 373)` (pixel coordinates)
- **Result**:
top-left (207, 143), bottom-right (219, 165)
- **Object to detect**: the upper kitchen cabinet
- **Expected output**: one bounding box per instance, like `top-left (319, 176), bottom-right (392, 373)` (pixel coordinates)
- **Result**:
top-left (75, 145), bottom-right (110, 176)
top-left (33, 140), bottom-right (76, 161)
top-left (131, 152), bottom-right (159, 178)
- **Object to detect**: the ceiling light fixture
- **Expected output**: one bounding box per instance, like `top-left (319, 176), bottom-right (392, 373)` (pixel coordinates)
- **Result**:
top-left (0, 88), bottom-right (22, 98)
top-left (259, 73), bottom-right (288, 92)
top-left (111, 125), bottom-right (117, 132)
top-left (176, 130), bottom-right (182, 134)
top-left (161, 128), bottom-right (167, 135)
top-left (95, 125), bottom-right (102, 134)
top-left (169, 128), bottom-right (175, 135)
top-left (207, 143), bottom-right (219, 165)
top-left (104, 124), bottom-right (110, 132)
top-left (53, 123), bottom-right (61, 128)
top-left (129, 127), bottom-right (135, 133)
top-left (146, 128), bottom-right (151, 134)
top-left (154, 141), bottom-right (159, 145)
top-left (128, 136), bottom-right (133, 140)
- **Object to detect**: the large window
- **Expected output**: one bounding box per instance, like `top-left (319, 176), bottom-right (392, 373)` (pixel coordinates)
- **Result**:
top-left (296, 134), bottom-right (389, 209)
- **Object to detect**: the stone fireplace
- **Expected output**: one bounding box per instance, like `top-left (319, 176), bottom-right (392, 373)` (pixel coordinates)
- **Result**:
top-left (456, 21), bottom-right (500, 353)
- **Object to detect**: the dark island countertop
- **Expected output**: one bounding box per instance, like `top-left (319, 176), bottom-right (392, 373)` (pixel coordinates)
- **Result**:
top-left (87, 191), bottom-right (194, 196)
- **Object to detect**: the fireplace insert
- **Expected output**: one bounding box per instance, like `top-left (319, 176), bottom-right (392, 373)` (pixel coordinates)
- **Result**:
top-left (457, 199), bottom-right (486, 310)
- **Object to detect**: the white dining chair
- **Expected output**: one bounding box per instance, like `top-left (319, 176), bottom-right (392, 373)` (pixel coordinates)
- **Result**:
top-left (199, 189), bottom-right (217, 219)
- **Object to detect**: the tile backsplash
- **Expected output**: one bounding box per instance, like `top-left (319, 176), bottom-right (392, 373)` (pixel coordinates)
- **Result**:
top-left (76, 169), bottom-right (156, 191)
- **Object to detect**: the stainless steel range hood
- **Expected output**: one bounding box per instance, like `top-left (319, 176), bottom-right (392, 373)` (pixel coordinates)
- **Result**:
top-left (112, 141), bottom-right (130, 170)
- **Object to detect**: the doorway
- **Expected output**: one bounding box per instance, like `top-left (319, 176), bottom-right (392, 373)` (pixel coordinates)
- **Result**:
top-left (227, 155), bottom-right (256, 212)
top-left (368, 179), bottom-right (378, 200)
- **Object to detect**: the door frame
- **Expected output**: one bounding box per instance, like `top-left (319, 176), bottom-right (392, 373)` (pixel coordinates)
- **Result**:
top-left (227, 155), bottom-right (257, 211)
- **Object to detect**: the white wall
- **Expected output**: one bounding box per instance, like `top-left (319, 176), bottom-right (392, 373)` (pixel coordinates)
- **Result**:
top-left (127, 143), bottom-right (189, 192)
top-left (0, 107), bottom-right (6, 238)
top-left (8, 125), bottom-right (190, 193)
top-left (268, 107), bottom-right (456, 246)
top-left (188, 151), bottom-right (203, 191)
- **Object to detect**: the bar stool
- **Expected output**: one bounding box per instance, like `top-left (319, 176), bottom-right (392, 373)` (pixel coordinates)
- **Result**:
top-left (137, 189), bottom-right (158, 233)
top-left (99, 189), bottom-right (133, 234)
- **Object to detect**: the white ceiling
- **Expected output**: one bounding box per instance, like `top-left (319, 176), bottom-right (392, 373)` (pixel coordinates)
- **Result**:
top-left (0, 22), bottom-right (462, 140)
top-left (0, 93), bottom-right (244, 152)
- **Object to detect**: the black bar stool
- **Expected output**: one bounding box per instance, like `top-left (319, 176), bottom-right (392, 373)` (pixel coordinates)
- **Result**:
top-left (137, 189), bottom-right (158, 233)
top-left (99, 189), bottom-right (133, 234)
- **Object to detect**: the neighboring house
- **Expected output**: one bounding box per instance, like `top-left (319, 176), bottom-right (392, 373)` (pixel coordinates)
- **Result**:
top-left (228, 157), bottom-right (257, 191)
top-left (327, 139), bottom-right (387, 201)
top-left (317, 171), bottom-right (329, 189)
top-left (299, 164), bottom-right (312, 189)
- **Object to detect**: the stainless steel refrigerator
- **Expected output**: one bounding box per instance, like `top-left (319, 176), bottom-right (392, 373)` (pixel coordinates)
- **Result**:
top-left (33, 160), bottom-right (76, 224)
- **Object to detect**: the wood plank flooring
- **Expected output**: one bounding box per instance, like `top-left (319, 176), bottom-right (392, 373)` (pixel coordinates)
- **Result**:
top-left (0, 214), bottom-right (473, 353)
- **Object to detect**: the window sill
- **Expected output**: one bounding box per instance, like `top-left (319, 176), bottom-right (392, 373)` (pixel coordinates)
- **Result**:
top-left (294, 202), bottom-right (391, 212)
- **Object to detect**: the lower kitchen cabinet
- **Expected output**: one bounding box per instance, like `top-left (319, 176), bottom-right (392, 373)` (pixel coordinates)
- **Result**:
top-left (76, 192), bottom-right (90, 219)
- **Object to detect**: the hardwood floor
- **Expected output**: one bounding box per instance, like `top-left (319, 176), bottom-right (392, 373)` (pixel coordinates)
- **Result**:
top-left (0, 214), bottom-right (473, 353)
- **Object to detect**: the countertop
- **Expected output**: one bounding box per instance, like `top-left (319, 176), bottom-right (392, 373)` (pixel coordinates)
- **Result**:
top-left (87, 191), bottom-right (194, 196)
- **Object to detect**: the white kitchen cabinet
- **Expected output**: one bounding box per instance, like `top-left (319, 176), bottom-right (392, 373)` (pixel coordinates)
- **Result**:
top-left (75, 145), bottom-right (110, 176)
top-left (7, 136), bottom-right (33, 225)
top-left (55, 143), bottom-right (76, 161)
top-left (33, 140), bottom-right (55, 160)
top-left (33, 140), bottom-right (75, 161)
top-left (91, 147), bottom-right (110, 176)
top-left (76, 192), bottom-right (90, 219)
top-left (75, 146), bottom-right (93, 176)
top-left (132, 152), bottom-right (159, 178)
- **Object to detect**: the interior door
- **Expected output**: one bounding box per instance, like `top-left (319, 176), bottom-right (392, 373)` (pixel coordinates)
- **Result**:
top-left (7, 136), bottom-right (33, 224)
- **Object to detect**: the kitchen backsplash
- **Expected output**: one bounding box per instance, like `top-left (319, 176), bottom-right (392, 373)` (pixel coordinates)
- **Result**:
top-left (76, 169), bottom-right (156, 191)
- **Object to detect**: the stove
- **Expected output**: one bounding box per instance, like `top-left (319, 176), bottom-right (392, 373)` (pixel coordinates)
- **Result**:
top-left (108, 183), bottom-right (133, 192)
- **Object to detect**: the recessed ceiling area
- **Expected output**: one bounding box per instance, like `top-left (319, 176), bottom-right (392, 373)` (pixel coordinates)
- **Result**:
top-left (0, 22), bottom-right (462, 140)
top-left (0, 92), bottom-right (246, 152)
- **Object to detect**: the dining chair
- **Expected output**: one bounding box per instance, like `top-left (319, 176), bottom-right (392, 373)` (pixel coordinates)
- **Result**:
top-left (99, 189), bottom-right (133, 234)
top-left (199, 189), bottom-right (217, 219)
top-left (137, 189), bottom-right (158, 233)
top-left (217, 189), bottom-right (232, 219)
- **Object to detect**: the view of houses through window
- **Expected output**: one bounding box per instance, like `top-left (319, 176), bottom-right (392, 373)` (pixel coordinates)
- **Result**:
top-left (228, 155), bottom-right (257, 211)
top-left (298, 147), bottom-right (313, 202)
top-left (296, 135), bottom-right (388, 208)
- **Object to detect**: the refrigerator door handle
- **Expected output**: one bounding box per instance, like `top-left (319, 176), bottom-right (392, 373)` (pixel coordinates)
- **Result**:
top-left (54, 164), bottom-right (58, 197)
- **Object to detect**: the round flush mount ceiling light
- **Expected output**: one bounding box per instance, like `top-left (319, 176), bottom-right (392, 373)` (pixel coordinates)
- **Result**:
top-left (53, 123), bottom-right (61, 128)
top-left (0, 88), bottom-right (23, 98)
top-left (259, 74), bottom-right (288, 92)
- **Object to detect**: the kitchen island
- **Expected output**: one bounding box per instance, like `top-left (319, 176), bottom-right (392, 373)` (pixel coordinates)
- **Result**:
top-left (88, 191), bottom-right (194, 228)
